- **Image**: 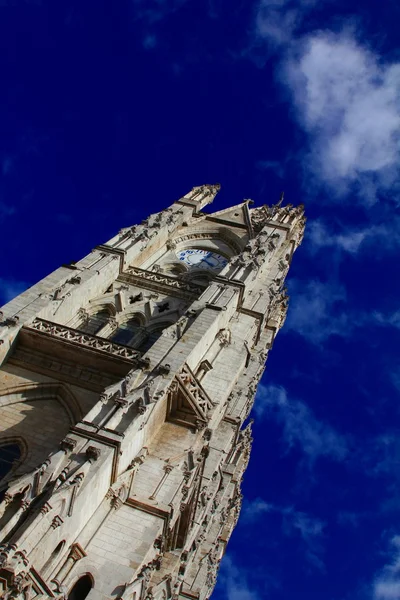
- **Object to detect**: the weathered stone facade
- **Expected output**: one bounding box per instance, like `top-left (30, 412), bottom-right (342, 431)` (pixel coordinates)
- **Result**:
top-left (0, 185), bottom-right (305, 600)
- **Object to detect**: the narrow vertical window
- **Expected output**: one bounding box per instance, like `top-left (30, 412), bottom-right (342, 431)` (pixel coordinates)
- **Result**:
top-left (0, 442), bottom-right (22, 502)
top-left (42, 540), bottom-right (65, 576)
top-left (68, 574), bottom-right (93, 600)
top-left (0, 443), bottom-right (21, 482)
top-left (79, 310), bottom-right (109, 335)
top-left (139, 326), bottom-right (165, 354)
top-left (109, 318), bottom-right (141, 346)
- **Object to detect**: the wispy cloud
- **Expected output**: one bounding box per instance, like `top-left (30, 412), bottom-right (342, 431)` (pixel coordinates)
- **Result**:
top-left (286, 277), bottom-right (400, 343)
top-left (0, 201), bottom-right (15, 221)
top-left (131, 0), bottom-right (190, 24)
top-left (282, 31), bottom-right (400, 203)
top-left (373, 536), bottom-right (400, 599)
top-left (254, 0), bottom-right (318, 51)
top-left (243, 498), bottom-right (326, 570)
top-left (285, 278), bottom-right (348, 343)
top-left (373, 311), bottom-right (400, 330)
top-left (307, 218), bottom-right (400, 255)
top-left (250, 2), bottom-right (400, 203)
top-left (0, 278), bottom-right (29, 306)
top-left (255, 383), bottom-right (348, 464)
top-left (356, 434), bottom-right (400, 482)
top-left (217, 554), bottom-right (263, 600)
top-left (143, 34), bottom-right (157, 49)
top-left (256, 159), bottom-right (285, 178)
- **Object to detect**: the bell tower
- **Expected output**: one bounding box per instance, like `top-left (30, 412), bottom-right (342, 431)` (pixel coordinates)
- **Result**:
top-left (0, 184), bottom-right (305, 600)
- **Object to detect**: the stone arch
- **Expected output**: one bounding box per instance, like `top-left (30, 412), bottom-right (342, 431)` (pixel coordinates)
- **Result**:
top-left (67, 573), bottom-right (94, 600)
top-left (117, 311), bottom-right (146, 327)
top-left (171, 226), bottom-right (245, 257)
top-left (138, 320), bottom-right (173, 354)
top-left (110, 314), bottom-right (144, 347)
top-left (86, 300), bottom-right (116, 317)
top-left (184, 269), bottom-right (215, 286)
top-left (0, 382), bottom-right (82, 424)
top-left (77, 303), bottom-right (115, 336)
top-left (0, 383), bottom-right (80, 478)
top-left (0, 436), bottom-right (28, 471)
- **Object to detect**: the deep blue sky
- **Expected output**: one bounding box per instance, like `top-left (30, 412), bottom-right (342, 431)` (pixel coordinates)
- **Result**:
top-left (1, 1), bottom-right (400, 599)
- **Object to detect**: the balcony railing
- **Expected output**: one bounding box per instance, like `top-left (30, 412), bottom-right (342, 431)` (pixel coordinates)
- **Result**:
top-left (27, 318), bottom-right (142, 361)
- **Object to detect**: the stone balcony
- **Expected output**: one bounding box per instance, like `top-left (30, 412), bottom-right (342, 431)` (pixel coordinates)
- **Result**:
top-left (10, 319), bottom-right (146, 391)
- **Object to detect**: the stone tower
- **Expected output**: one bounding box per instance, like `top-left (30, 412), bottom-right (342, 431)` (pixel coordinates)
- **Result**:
top-left (0, 185), bottom-right (305, 600)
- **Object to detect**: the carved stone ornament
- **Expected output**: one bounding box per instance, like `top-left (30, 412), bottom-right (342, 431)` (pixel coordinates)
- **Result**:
top-left (202, 428), bottom-right (212, 441)
top-left (27, 318), bottom-right (142, 361)
top-left (3, 316), bottom-right (19, 327)
top-left (60, 437), bottom-right (77, 453)
top-left (166, 239), bottom-right (177, 250)
top-left (122, 266), bottom-right (204, 298)
top-left (216, 328), bottom-right (231, 347)
top-left (51, 515), bottom-right (64, 529)
top-left (86, 446), bottom-right (101, 462)
top-left (158, 363), bottom-right (171, 376)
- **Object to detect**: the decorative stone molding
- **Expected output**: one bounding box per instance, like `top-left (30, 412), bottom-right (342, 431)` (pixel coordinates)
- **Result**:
top-left (26, 318), bottom-right (142, 361)
top-left (51, 515), bottom-right (64, 529)
top-left (172, 231), bottom-right (242, 255)
top-left (108, 316), bottom-right (119, 332)
top-left (166, 239), bottom-right (177, 250)
top-left (9, 346), bottom-right (114, 391)
top-left (180, 365), bottom-right (214, 412)
top-left (120, 267), bottom-right (204, 299)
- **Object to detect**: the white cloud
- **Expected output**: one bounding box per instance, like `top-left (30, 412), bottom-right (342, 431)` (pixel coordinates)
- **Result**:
top-left (0, 202), bottom-right (15, 221)
top-left (282, 31), bottom-right (400, 203)
top-left (0, 278), bottom-right (28, 305)
top-left (252, 2), bottom-right (400, 203)
top-left (374, 536), bottom-right (400, 599)
top-left (373, 311), bottom-right (400, 330)
top-left (285, 278), bottom-right (348, 343)
top-left (307, 219), bottom-right (398, 254)
top-left (254, 0), bottom-right (318, 50)
top-left (217, 554), bottom-right (262, 600)
top-left (256, 0), bottom-right (300, 48)
top-left (282, 278), bottom-right (400, 344)
top-left (243, 498), bottom-right (326, 570)
top-left (255, 383), bottom-right (348, 464)
top-left (143, 34), bottom-right (157, 49)
top-left (242, 498), bottom-right (274, 521)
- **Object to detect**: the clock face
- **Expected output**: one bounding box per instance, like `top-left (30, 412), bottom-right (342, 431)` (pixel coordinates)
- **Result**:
top-left (176, 249), bottom-right (228, 271)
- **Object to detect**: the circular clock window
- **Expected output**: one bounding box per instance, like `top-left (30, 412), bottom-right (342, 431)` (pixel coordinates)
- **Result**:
top-left (176, 249), bottom-right (228, 271)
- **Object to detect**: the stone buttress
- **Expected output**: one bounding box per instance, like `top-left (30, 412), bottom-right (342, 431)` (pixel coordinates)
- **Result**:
top-left (0, 185), bottom-right (305, 600)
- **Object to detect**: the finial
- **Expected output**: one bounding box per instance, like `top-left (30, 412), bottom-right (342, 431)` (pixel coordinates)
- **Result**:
top-left (278, 191), bottom-right (285, 207)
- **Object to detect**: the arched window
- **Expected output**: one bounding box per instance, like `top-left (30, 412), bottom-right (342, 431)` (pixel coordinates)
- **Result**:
top-left (79, 309), bottom-right (109, 335)
top-left (68, 574), bottom-right (93, 600)
top-left (0, 442), bottom-right (22, 482)
top-left (138, 326), bottom-right (166, 354)
top-left (109, 318), bottom-right (141, 347)
top-left (0, 442), bottom-right (22, 502)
